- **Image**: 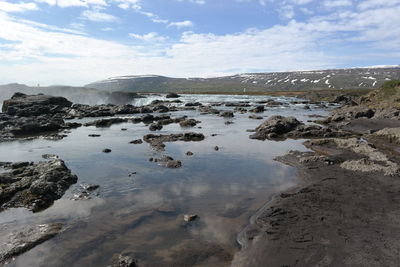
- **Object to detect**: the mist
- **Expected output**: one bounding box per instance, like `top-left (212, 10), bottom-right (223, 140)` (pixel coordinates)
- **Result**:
top-left (0, 84), bottom-right (147, 109)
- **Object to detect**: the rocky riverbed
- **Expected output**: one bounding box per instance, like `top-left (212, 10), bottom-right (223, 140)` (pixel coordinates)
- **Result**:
top-left (1, 82), bottom-right (400, 266)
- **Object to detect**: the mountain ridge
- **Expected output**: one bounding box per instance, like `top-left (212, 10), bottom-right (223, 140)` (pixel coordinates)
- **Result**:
top-left (85, 66), bottom-right (400, 93)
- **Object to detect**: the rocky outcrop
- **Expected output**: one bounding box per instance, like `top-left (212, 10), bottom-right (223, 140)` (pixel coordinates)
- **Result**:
top-left (250, 116), bottom-right (352, 140)
top-left (2, 93), bottom-right (72, 116)
top-left (249, 116), bottom-right (302, 140)
top-left (0, 159), bottom-right (78, 212)
top-left (0, 93), bottom-right (77, 141)
top-left (322, 106), bottom-right (375, 123)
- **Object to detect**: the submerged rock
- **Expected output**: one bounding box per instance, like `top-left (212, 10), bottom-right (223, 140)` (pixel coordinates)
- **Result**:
top-left (249, 115), bottom-right (263, 120)
top-left (179, 119), bottom-right (199, 127)
top-left (220, 111), bottom-right (234, 118)
top-left (0, 223), bottom-right (63, 264)
top-left (84, 118), bottom-right (130, 128)
top-left (152, 155), bottom-right (182, 168)
top-left (143, 132), bottom-right (205, 151)
top-left (0, 159), bottom-right (77, 212)
top-left (129, 139), bottom-right (143, 144)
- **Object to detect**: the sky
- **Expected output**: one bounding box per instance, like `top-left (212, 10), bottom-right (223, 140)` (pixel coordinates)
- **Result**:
top-left (0, 0), bottom-right (399, 86)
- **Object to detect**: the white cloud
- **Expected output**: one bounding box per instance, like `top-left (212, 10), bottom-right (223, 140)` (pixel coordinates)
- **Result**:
top-left (0, 1), bottom-right (38, 12)
top-left (358, 0), bottom-right (400, 10)
top-left (81, 9), bottom-right (117, 22)
top-left (110, 0), bottom-right (141, 10)
top-left (35, 0), bottom-right (107, 8)
top-left (323, 0), bottom-right (353, 8)
top-left (129, 32), bottom-right (166, 42)
top-left (168, 20), bottom-right (194, 28)
top-left (279, 5), bottom-right (295, 19)
top-left (0, 0), bottom-right (399, 86)
top-left (177, 0), bottom-right (206, 4)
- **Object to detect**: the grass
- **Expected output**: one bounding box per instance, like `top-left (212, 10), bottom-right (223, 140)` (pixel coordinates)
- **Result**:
top-left (362, 80), bottom-right (400, 108)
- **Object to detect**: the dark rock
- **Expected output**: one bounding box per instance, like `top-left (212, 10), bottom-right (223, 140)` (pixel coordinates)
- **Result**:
top-left (63, 122), bottom-right (82, 129)
top-left (186, 151), bottom-right (194, 156)
top-left (214, 146), bottom-right (219, 151)
top-left (225, 102), bottom-right (250, 107)
top-left (129, 139), bottom-right (143, 144)
top-left (165, 160), bottom-right (182, 168)
top-left (42, 154), bottom-right (59, 160)
top-left (185, 102), bottom-right (203, 107)
top-left (149, 123), bottom-right (162, 131)
top-left (88, 134), bottom-right (101, 137)
top-left (84, 118), bottom-right (130, 128)
top-left (103, 149), bottom-right (112, 153)
top-left (0, 159), bottom-right (77, 212)
top-left (153, 105), bottom-right (169, 113)
top-left (152, 155), bottom-right (182, 168)
top-left (141, 114), bottom-right (154, 122)
top-left (179, 119), bottom-right (199, 127)
top-left (220, 111), bottom-right (234, 118)
top-left (249, 115), bottom-right (263, 120)
top-left (2, 93), bottom-right (72, 116)
top-left (249, 105), bottom-right (265, 113)
top-left (166, 93), bottom-right (180, 98)
top-left (143, 132), bottom-right (205, 151)
top-left (250, 116), bottom-right (302, 140)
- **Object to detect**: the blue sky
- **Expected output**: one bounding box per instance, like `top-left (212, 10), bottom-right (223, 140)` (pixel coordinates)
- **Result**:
top-left (0, 0), bottom-right (399, 85)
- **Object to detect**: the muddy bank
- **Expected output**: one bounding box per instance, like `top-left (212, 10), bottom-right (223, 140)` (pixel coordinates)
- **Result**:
top-left (233, 83), bottom-right (400, 266)
top-left (232, 135), bottom-right (400, 266)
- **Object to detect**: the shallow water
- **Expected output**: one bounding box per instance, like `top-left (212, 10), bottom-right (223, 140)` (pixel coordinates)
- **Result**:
top-left (0, 95), bottom-right (330, 266)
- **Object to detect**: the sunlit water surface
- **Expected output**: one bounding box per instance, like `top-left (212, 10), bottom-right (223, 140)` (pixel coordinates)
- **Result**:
top-left (0, 95), bottom-right (330, 266)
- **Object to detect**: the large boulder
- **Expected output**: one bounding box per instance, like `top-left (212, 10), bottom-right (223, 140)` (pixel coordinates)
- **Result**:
top-left (166, 93), bottom-right (180, 98)
top-left (250, 116), bottom-right (303, 140)
top-left (2, 93), bottom-right (72, 116)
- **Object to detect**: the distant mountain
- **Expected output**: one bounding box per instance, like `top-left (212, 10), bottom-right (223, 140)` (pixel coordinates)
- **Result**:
top-left (85, 67), bottom-right (400, 93)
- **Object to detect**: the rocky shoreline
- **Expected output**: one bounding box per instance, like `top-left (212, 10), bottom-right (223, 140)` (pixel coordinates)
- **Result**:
top-left (1, 81), bottom-right (400, 266)
top-left (233, 82), bottom-right (400, 266)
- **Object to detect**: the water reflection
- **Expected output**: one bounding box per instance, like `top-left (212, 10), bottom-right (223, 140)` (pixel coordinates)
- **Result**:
top-left (1, 97), bottom-right (329, 266)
